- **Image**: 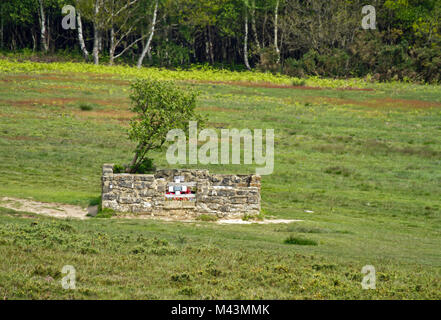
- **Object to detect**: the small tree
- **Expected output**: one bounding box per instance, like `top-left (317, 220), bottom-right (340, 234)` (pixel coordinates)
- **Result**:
top-left (126, 79), bottom-right (203, 173)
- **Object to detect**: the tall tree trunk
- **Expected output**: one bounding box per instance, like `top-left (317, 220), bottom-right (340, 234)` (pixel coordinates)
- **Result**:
top-left (262, 10), bottom-right (267, 48)
top-left (251, 0), bottom-right (261, 51)
top-left (38, 0), bottom-right (48, 52)
top-left (32, 32), bottom-right (37, 51)
top-left (109, 27), bottom-right (115, 65)
top-left (76, 11), bottom-right (89, 61)
top-left (244, 4), bottom-right (251, 70)
top-left (205, 29), bottom-right (210, 62)
top-left (92, 0), bottom-right (100, 65)
top-left (47, 12), bottom-right (51, 52)
top-left (126, 142), bottom-right (146, 173)
top-left (93, 24), bottom-right (100, 65)
top-left (137, 0), bottom-right (158, 68)
top-left (0, 5), bottom-right (3, 49)
top-left (274, 0), bottom-right (280, 63)
top-left (208, 26), bottom-right (214, 64)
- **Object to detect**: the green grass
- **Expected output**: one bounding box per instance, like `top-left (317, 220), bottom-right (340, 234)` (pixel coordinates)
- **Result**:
top-left (0, 61), bottom-right (440, 299)
top-left (0, 208), bottom-right (439, 299)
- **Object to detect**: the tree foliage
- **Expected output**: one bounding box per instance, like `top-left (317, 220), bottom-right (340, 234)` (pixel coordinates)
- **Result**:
top-left (126, 79), bottom-right (203, 173)
top-left (1, 0), bottom-right (440, 82)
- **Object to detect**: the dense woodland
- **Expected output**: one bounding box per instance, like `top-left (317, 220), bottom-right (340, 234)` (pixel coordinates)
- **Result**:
top-left (1, 0), bottom-right (440, 82)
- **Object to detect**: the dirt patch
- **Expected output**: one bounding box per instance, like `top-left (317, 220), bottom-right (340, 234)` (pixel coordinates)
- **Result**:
top-left (375, 97), bottom-right (441, 109)
top-left (2, 135), bottom-right (41, 141)
top-left (2, 74), bottom-right (130, 86)
top-left (309, 96), bottom-right (441, 109)
top-left (114, 214), bottom-right (302, 225)
top-left (73, 108), bottom-right (134, 123)
top-left (0, 197), bottom-right (88, 220)
top-left (0, 97), bottom-right (78, 108)
top-left (191, 80), bottom-right (374, 92)
top-left (0, 97), bottom-right (129, 109)
top-left (198, 106), bottom-right (242, 113)
top-left (0, 197), bottom-right (302, 224)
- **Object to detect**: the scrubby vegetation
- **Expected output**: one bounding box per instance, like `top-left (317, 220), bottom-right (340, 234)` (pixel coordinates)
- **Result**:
top-left (0, 208), bottom-right (440, 299)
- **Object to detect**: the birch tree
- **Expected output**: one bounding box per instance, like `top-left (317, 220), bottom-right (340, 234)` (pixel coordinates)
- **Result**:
top-left (38, 0), bottom-right (48, 52)
top-left (76, 9), bottom-right (89, 60)
top-left (137, 0), bottom-right (158, 68)
top-left (243, 0), bottom-right (251, 70)
top-left (274, 0), bottom-right (280, 63)
top-left (92, 0), bottom-right (101, 64)
top-left (105, 0), bottom-right (148, 65)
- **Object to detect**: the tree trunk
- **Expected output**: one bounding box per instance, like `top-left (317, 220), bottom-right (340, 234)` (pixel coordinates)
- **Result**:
top-left (251, 0), bottom-right (261, 51)
top-left (109, 27), bottom-right (115, 65)
top-left (32, 31), bottom-right (37, 51)
top-left (208, 26), bottom-right (214, 64)
top-left (76, 11), bottom-right (89, 61)
top-left (127, 149), bottom-right (140, 173)
top-left (38, 0), bottom-right (48, 53)
top-left (262, 10), bottom-right (267, 48)
top-left (47, 12), bottom-right (51, 52)
top-left (126, 143), bottom-right (146, 173)
top-left (137, 0), bottom-right (158, 68)
top-left (205, 29), bottom-right (210, 62)
top-left (93, 24), bottom-right (100, 65)
top-left (274, 0), bottom-right (280, 64)
top-left (244, 4), bottom-right (251, 70)
top-left (92, 0), bottom-right (100, 65)
top-left (0, 6), bottom-right (3, 49)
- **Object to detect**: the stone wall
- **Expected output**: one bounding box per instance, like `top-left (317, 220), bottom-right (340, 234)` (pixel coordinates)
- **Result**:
top-left (101, 164), bottom-right (261, 219)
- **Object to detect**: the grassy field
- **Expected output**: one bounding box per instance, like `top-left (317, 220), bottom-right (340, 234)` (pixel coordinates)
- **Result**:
top-left (0, 61), bottom-right (440, 299)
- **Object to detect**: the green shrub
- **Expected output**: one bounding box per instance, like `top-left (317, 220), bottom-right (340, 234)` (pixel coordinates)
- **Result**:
top-left (284, 236), bottom-right (318, 246)
top-left (177, 287), bottom-right (197, 296)
top-left (257, 46), bottom-right (281, 73)
top-left (112, 164), bottom-right (125, 174)
top-left (131, 245), bottom-right (145, 254)
top-left (151, 237), bottom-right (169, 246)
top-left (283, 58), bottom-right (304, 78)
top-left (324, 166), bottom-right (353, 177)
top-left (171, 273), bottom-right (191, 283)
top-left (134, 158), bottom-right (156, 174)
top-left (79, 103), bottom-right (94, 111)
top-left (148, 246), bottom-right (179, 256)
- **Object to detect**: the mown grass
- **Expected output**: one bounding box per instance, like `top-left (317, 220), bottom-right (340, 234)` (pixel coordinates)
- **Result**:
top-left (0, 62), bottom-right (440, 299)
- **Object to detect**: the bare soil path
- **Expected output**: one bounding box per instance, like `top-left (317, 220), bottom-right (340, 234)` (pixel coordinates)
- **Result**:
top-left (0, 196), bottom-right (302, 224)
top-left (0, 197), bottom-right (88, 220)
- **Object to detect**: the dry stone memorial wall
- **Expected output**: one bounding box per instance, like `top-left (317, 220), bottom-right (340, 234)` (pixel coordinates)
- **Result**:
top-left (101, 164), bottom-right (261, 219)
